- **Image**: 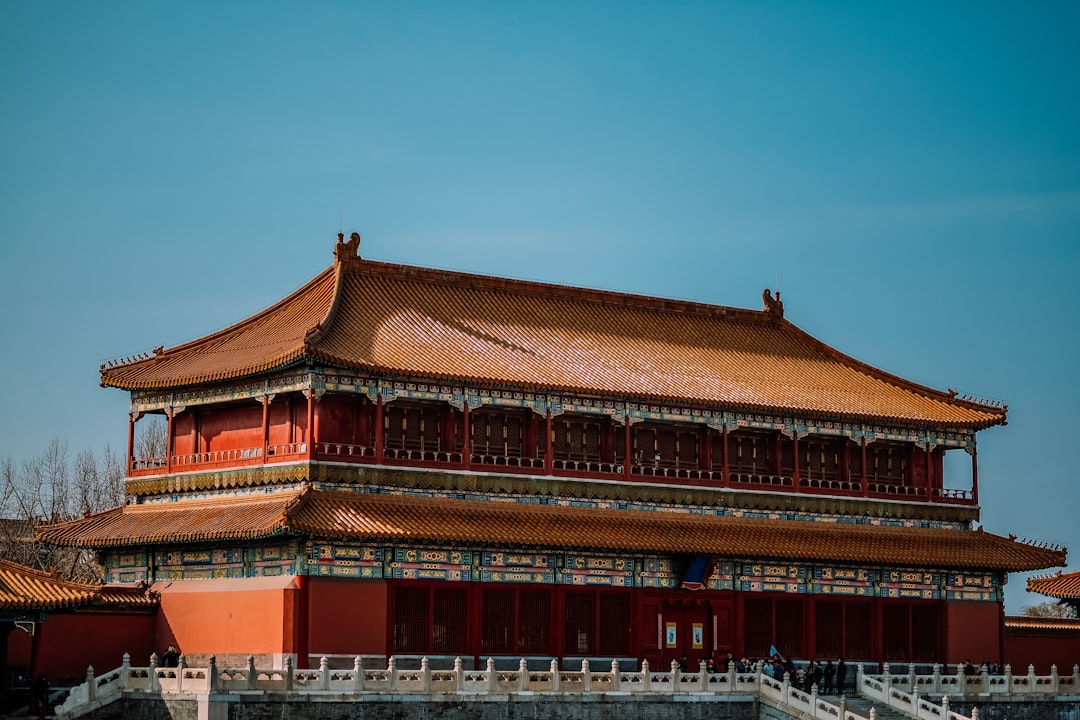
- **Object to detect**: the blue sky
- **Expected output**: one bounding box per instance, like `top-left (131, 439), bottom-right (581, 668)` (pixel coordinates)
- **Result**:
top-left (2, 2), bottom-right (1078, 612)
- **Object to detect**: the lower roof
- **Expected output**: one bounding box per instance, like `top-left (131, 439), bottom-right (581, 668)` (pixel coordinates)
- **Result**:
top-left (1027, 570), bottom-right (1080, 600)
top-left (0, 559), bottom-right (99, 612)
top-left (37, 487), bottom-right (1065, 573)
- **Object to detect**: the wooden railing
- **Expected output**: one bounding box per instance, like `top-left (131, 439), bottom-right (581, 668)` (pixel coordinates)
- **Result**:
top-left (126, 445), bottom-right (976, 505)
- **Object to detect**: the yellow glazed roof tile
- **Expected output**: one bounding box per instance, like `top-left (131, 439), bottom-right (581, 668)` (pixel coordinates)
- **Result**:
top-left (38, 488), bottom-right (1063, 572)
top-left (100, 240), bottom-right (1005, 429)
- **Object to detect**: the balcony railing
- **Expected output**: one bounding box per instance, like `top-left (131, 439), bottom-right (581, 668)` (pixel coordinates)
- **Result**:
top-left (126, 444), bottom-right (975, 505)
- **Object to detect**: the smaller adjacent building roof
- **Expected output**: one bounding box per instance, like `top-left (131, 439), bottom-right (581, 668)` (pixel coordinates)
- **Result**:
top-left (0, 559), bottom-right (100, 612)
top-left (1027, 570), bottom-right (1080, 600)
top-left (37, 488), bottom-right (1065, 573)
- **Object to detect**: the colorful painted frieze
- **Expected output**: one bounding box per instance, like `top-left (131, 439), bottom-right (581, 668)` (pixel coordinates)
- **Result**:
top-left (879, 569), bottom-right (942, 599)
top-left (812, 566), bottom-right (877, 596)
top-left (562, 554), bottom-right (636, 587)
top-left (705, 560), bottom-right (735, 591)
top-left (737, 563), bottom-right (808, 593)
top-left (389, 548), bottom-right (474, 581)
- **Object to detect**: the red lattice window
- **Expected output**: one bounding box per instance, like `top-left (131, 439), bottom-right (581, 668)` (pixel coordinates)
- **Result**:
top-left (384, 402), bottom-right (441, 451)
top-left (598, 593), bottom-right (631, 655)
top-left (729, 432), bottom-right (772, 475)
top-left (552, 417), bottom-right (602, 461)
top-left (481, 589), bottom-right (514, 654)
top-left (519, 590), bottom-right (551, 653)
top-left (471, 411), bottom-right (523, 457)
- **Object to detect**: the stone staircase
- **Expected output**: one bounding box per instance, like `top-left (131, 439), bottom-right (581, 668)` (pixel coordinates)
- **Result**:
top-left (831, 695), bottom-right (912, 720)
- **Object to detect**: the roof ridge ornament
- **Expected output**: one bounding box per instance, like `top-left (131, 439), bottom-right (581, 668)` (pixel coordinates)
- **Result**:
top-left (762, 288), bottom-right (784, 320)
top-left (334, 231), bottom-right (361, 263)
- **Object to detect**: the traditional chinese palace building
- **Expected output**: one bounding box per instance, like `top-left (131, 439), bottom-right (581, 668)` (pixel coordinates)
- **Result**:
top-left (39, 233), bottom-right (1066, 671)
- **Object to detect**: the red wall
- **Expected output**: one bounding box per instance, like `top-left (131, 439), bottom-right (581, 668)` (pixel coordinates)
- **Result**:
top-left (306, 577), bottom-right (387, 659)
top-left (1005, 629), bottom-right (1080, 674)
top-left (154, 576), bottom-right (298, 667)
top-left (945, 600), bottom-right (1003, 666)
top-left (6, 612), bottom-right (155, 684)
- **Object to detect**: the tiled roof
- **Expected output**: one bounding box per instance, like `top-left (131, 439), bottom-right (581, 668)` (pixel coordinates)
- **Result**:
top-left (0, 559), bottom-right (100, 611)
top-left (99, 239), bottom-right (1005, 429)
top-left (1027, 570), bottom-right (1080, 599)
top-left (1004, 616), bottom-right (1080, 632)
top-left (97, 583), bottom-right (159, 610)
top-left (38, 488), bottom-right (1063, 572)
top-left (36, 492), bottom-right (301, 547)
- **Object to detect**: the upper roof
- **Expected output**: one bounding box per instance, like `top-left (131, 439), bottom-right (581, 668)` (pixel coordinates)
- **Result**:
top-left (1027, 570), bottom-right (1080, 599)
top-left (0, 558), bottom-right (100, 611)
top-left (100, 234), bottom-right (1005, 429)
top-left (37, 487), bottom-right (1064, 572)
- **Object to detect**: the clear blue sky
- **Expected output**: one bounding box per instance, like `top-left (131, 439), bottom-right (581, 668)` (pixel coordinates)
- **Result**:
top-left (2, 2), bottom-right (1078, 612)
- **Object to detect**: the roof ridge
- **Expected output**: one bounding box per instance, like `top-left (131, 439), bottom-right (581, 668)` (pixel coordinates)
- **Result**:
top-left (342, 256), bottom-right (771, 324)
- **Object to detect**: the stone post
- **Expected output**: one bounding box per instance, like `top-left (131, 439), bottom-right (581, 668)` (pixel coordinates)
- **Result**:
top-left (941, 695), bottom-right (949, 718)
top-left (698, 659), bottom-right (707, 691)
top-left (670, 658), bottom-right (680, 693)
top-left (421, 657), bottom-right (431, 693)
top-left (455, 657), bottom-right (464, 693)
top-left (121, 653), bottom-right (131, 691)
top-left (856, 663), bottom-right (865, 697)
top-left (1050, 664), bottom-right (1059, 694)
top-left (979, 663), bottom-right (989, 694)
top-left (611, 659), bottom-right (620, 692)
top-left (283, 655), bottom-right (293, 692)
top-left (354, 656), bottom-right (365, 692)
top-left (728, 658), bottom-right (736, 691)
top-left (388, 656), bottom-right (398, 692)
top-left (1073, 665), bottom-right (1080, 690)
top-left (149, 653), bottom-right (160, 693)
top-left (246, 655), bottom-right (256, 690)
top-left (932, 663), bottom-right (942, 696)
top-left (208, 656), bottom-right (218, 693)
top-left (955, 664), bottom-right (965, 695)
top-left (486, 657), bottom-right (497, 694)
top-left (972, 707), bottom-right (979, 720)
top-left (641, 659), bottom-right (651, 692)
top-left (551, 659), bottom-right (560, 693)
top-left (177, 654), bottom-right (187, 693)
top-left (839, 695), bottom-right (847, 720)
top-left (582, 658), bottom-right (591, 694)
top-left (1027, 664), bottom-right (1036, 694)
top-left (908, 662), bottom-right (917, 693)
top-left (320, 657), bottom-right (330, 691)
top-left (520, 658), bottom-right (530, 693)
top-left (1003, 664), bottom-right (1012, 696)
top-left (86, 666), bottom-right (97, 702)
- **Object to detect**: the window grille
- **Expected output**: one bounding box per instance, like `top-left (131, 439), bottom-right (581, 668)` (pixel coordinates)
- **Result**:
top-left (563, 592), bottom-right (596, 654)
top-left (481, 589), bottom-right (514, 653)
top-left (518, 590), bottom-right (551, 653)
top-left (432, 587), bottom-right (467, 654)
top-left (598, 593), bottom-right (631, 655)
top-left (393, 587), bottom-right (428, 653)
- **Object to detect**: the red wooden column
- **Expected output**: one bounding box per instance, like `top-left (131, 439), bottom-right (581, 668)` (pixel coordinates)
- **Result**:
top-left (462, 402), bottom-right (471, 469)
top-left (700, 427), bottom-right (712, 474)
top-left (374, 395), bottom-right (384, 463)
top-left (622, 415), bottom-right (631, 482)
top-left (305, 390), bottom-right (315, 460)
top-left (860, 438), bottom-right (869, 496)
top-left (970, 444), bottom-right (979, 505)
top-left (925, 442), bottom-right (933, 501)
top-left (127, 413), bottom-right (136, 473)
top-left (261, 395), bottom-right (270, 464)
top-left (165, 407), bottom-right (175, 474)
top-left (791, 431), bottom-right (801, 491)
top-left (545, 409), bottom-right (554, 476)
top-left (721, 425), bottom-right (730, 486)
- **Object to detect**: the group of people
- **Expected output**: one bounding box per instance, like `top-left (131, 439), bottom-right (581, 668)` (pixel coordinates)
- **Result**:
top-left (680, 652), bottom-right (849, 695)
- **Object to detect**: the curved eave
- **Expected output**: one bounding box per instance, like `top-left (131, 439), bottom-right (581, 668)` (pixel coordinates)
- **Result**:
top-left (99, 266), bottom-right (341, 391)
top-left (35, 494), bottom-right (302, 549)
top-left (0, 559), bottom-right (101, 612)
top-left (1027, 570), bottom-right (1080, 600)
top-left (286, 491), bottom-right (1061, 572)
